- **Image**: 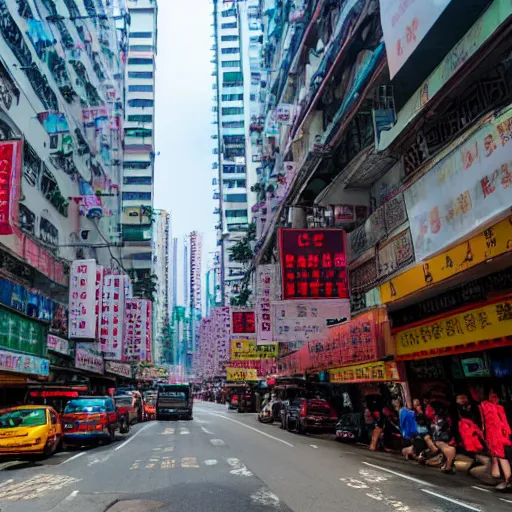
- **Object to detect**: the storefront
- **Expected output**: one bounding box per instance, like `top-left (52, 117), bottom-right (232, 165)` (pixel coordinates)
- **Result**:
top-left (105, 361), bottom-right (135, 387)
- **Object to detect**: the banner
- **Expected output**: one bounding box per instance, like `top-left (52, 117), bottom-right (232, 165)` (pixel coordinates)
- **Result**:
top-left (95, 265), bottom-right (103, 338)
top-left (272, 299), bottom-right (350, 344)
top-left (377, 229), bottom-right (414, 280)
top-left (0, 140), bottom-right (21, 236)
top-left (278, 228), bottom-right (349, 299)
top-left (105, 361), bottom-right (132, 379)
top-left (329, 361), bottom-right (402, 383)
top-left (145, 300), bottom-right (153, 363)
top-left (230, 338), bottom-right (278, 360)
top-left (0, 349), bottom-right (49, 377)
top-left (405, 108), bottom-right (512, 261)
top-left (123, 299), bottom-right (151, 362)
top-left (276, 104), bottom-right (294, 125)
top-left (380, 0), bottom-right (452, 78)
top-left (396, 299), bottom-right (512, 358)
top-left (380, 216), bottom-right (512, 303)
top-left (226, 367), bottom-right (258, 382)
top-left (69, 259), bottom-right (97, 340)
top-left (100, 273), bottom-right (125, 360)
top-left (75, 343), bottom-right (104, 374)
top-left (231, 309), bottom-right (256, 335)
top-left (47, 334), bottom-right (70, 356)
top-left (255, 264), bottom-right (279, 345)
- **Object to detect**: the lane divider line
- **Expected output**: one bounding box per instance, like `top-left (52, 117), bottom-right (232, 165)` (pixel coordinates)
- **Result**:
top-left (205, 412), bottom-right (293, 448)
top-left (115, 422), bottom-right (156, 451)
top-left (63, 490), bottom-right (79, 502)
top-left (421, 489), bottom-right (481, 511)
top-left (471, 486), bottom-right (491, 493)
top-left (60, 452), bottom-right (86, 465)
top-left (362, 462), bottom-right (432, 486)
top-left (500, 498), bottom-right (512, 504)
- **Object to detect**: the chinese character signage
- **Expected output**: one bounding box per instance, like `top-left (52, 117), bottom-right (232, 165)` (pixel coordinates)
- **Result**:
top-left (231, 309), bottom-right (255, 334)
top-left (0, 140), bottom-right (21, 236)
top-left (95, 265), bottom-right (103, 338)
top-left (100, 273), bottom-right (125, 360)
top-left (404, 108), bottom-right (512, 261)
top-left (0, 349), bottom-right (49, 377)
top-left (75, 343), bottom-right (104, 374)
top-left (279, 228), bottom-right (349, 299)
top-left (226, 367), bottom-right (258, 382)
top-left (255, 264), bottom-right (280, 345)
top-left (105, 361), bottom-right (132, 379)
top-left (396, 299), bottom-right (512, 359)
top-left (145, 300), bottom-right (153, 363)
top-left (123, 299), bottom-right (151, 362)
top-left (230, 338), bottom-right (278, 360)
top-left (380, 0), bottom-right (452, 79)
top-left (47, 334), bottom-right (70, 356)
top-left (329, 361), bottom-right (402, 383)
top-left (272, 299), bottom-right (350, 344)
top-left (69, 259), bottom-right (97, 340)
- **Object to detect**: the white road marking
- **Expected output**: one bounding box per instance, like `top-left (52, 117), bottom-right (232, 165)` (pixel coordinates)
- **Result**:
top-left (201, 426), bottom-right (214, 434)
top-left (309, 444), bottom-right (318, 449)
top-left (227, 458), bottom-right (252, 477)
top-left (210, 439), bottom-right (225, 446)
top-left (115, 422), bottom-right (156, 451)
top-left (0, 475), bottom-right (80, 501)
top-left (63, 490), bottom-right (79, 502)
top-left (87, 454), bottom-right (111, 467)
top-left (362, 462), bottom-right (432, 486)
top-left (180, 428), bottom-right (190, 435)
top-left (250, 488), bottom-right (280, 508)
top-left (204, 459), bottom-right (218, 466)
top-left (60, 452), bottom-right (86, 465)
top-left (0, 479), bottom-right (13, 489)
top-left (499, 498), bottom-right (512, 504)
top-left (471, 486), bottom-right (491, 493)
top-left (421, 489), bottom-right (481, 511)
top-left (206, 412), bottom-right (294, 447)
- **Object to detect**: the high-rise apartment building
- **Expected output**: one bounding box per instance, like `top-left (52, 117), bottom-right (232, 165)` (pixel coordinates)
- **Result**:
top-left (189, 231), bottom-right (203, 314)
top-left (121, 0), bottom-right (158, 288)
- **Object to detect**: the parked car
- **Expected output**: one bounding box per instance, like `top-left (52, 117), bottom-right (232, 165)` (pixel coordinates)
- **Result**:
top-left (0, 406), bottom-right (62, 460)
top-left (283, 398), bottom-right (338, 434)
top-left (114, 394), bottom-right (138, 432)
top-left (335, 413), bottom-right (365, 442)
top-left (62, 397), bottom-right (119, 445)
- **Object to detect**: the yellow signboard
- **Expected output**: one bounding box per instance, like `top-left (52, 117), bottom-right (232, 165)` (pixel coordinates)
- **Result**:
top-left (380, 216), bottom-right (512, 304)
top-left (226, 368), bottom-right (258, 382)
top-left (396, 299), bottom-right (512, 357)
top-left (329, 361), bottom-right (401, 383)
top-left (230, 339), bottom-right (278, 360)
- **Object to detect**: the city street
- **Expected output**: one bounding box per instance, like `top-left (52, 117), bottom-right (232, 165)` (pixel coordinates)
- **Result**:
top-left (0, 403), bottom-right (509, 512)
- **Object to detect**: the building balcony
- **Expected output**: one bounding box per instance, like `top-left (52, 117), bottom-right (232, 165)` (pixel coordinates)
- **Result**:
top-left (122, 224), bottom-right (153, 243)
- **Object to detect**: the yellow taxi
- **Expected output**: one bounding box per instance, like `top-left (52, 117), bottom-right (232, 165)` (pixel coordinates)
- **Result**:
top-left (0, 405), bottom-right (62, 459)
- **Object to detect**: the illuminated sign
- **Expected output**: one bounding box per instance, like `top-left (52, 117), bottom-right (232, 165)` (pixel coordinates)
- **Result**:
top-left (68, 259), bottom-right (97, 340)
top-left (232, 310), bottom-right (255, 334)
top-left (278, 228), bottom-right (349, 300)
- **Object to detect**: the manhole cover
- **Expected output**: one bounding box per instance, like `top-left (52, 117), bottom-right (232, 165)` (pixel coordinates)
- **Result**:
top-left (107, 500), bottom-right (164, 512)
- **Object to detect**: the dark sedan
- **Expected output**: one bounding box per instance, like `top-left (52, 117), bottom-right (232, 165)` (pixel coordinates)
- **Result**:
top-left (282, 398), bottom-right (338, 434)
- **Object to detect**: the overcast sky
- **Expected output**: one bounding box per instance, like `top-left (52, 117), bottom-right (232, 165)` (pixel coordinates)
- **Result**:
top-left (153, 0), bottom-right (216, 300)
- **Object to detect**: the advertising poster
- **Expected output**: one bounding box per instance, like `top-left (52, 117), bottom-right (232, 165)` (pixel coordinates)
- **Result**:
top-left (0, 140), bottom-right (21, 236)
top-left (230, 338), bottom-right (278, 360)
top-left (68, 259), bottom-right (97, 340)
top-left (329, 361), bottom-right (402, 383)
top-left (100, 273), bottom-right (125, 360)
top-left (75, 343), bottom-right (104, 374)
top-left (272, 299), bottom-right (350, 344)
top-left (47, 334), bottom-right (70, 356)
top-left (278, 228), bottom-right (349, 300)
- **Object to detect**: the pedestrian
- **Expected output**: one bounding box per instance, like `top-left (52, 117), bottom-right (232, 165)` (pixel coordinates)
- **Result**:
top-left (430, 404), bottom-right (456, 474)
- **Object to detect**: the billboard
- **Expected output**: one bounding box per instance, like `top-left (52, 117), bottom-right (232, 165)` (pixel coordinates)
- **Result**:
top-left (100, 273), bottom-right (125, 360)
top-left (68, 259), bottom-right (97, 340)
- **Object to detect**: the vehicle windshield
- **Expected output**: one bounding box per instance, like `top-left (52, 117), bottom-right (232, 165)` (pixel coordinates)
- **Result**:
top-left (115, 396), bottom-right (133, 407)
top-left (159, 391), bottom-right (186, 400)
top-left (0, 409), bottom-right (47, 429)
top-left (144, 396), bottom-right (156, 405)
top-left (64, 399), bottom-right (107, 414)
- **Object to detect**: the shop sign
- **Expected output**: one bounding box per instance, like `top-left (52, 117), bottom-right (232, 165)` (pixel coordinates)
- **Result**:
top-left (380, 216), bottom-right (512, 303)
top-left (407, 358), bottom-right (446, 380)
top-left (255, 264), bottom-right (279, 345)
top-left (0, 141), bottom-right (21, 236)
top-left (105, 361), bottom-right (132, 379)
top-left (276, 104), bottom-right (293, 125)
top-left (380, 0), bottom-right (452, 78)
top-left (22, 238), bottom-right (66, 286)
top-left (272, 299), bottom-right (350, 344)
top-left (279, 229), bottom-right (349, 300)
top-left (226, 368), bottom-right (258, 382)
top-left (75, 344), bottom-right (104, 374)
top-left (145, 301), bottom-right (153, 363)
top-left (329, 360), bottom-right (401, 383)
top-left (68, 259), bottom-right (97, 340)
top-left (231, 309), bottom-right (255, 335)
top-left (405, 108), bottom-right (512, 261)
top-left (0, 307), bottom-right (46, 356)
top-left (95, 265), bottom-right (103, 338)
top-left (123, 299), bottom-right (151, 362)
top-left (230, 338), bottom-right (278, 360)
top-left (100, 273), bottom-right (125, 360)
top-left (377, 229), bottom-right (414, 280)
top-left (0, 349), bottom-right (49, 377)
top-left (47, 334), bottom-right (70, 356)
top-left (396, 299), bottom-right (512, 358)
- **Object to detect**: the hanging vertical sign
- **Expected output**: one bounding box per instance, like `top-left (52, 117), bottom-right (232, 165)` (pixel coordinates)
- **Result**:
top-left (68, 259), bottom-right (97, 340)
top-left (100, 273), bottom-right (125, 360)
top-left (123, 299), bottom-right (152, 362)
top-left (0, 140), bottom-right (22, 236)
top-left (255, 264), bottom-right (279, 345)
top-left (145, 300), bottom-right (153, 363)
top-left (231, 309), bottom-right (256, 335)
top-left (95, 265), bottom-right (103, 339)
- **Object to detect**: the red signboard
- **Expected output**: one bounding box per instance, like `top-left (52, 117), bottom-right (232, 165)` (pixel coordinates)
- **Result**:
top-left (278, 228), bottom-right (349, 300)
top-left (0, 140), bottom-right (21, 236)
top-left (232, 310), bottom-right (256, 334)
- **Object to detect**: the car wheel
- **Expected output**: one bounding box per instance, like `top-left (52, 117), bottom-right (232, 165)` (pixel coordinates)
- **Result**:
top-left (279, 417), bottom-right (285, 429)
top-left (286, 418), bottom-right (294, 433)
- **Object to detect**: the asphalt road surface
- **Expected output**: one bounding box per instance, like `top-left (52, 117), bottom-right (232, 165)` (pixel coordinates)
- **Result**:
top-left (0, 402), bottom-right (511, 511)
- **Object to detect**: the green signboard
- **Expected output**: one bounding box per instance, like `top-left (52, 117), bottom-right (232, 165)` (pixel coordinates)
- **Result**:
top-left (0, 306), bottom-right (46, 357)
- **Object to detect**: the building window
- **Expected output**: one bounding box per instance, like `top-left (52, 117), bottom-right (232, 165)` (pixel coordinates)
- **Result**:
top-left (128, 71), bottom-right (153, 79)
top-left (222, 107), bottom-right (243, 116)
top-left (221, 8), bottom-right (236, 17)
top-left (128, 99), bottom-right (154, 107)
top-left (250, 93), bottom-right (256, 101)
top-left (223, 164), bottom-right (246, 174)
top-left (124, 176), bottom-right (153, 185)
top-left (226, 209), bottom-right (247, 218)
top-left (128, 85), bottom-right (154, 93)
top-left (127, 114), bottom-right (153, 122)
top-left (224, 179), bottom-right (246, 188)
top-left (123, 192), bottom-right (152, 201)
top-left (222, 121), bottom-right (244, 128)
top-left (222, 60), bottom-right (241, 68)
top-left (124, 161), bottom-right (151, 169)
top-left (221, 22), bottom-right (237, 29)
top-left (221, 47), bottom-right (240, 54)
top-left (130, 32), bottom-right (153, 38)
top-left (130, 45), bottom-right (154, 52)
top-left (221, 94), bottom-right (243, 101)
top-left (125, 128), bottom-right (152, 138)
top-left (221, 35), bottom-right (239, 42)
top-left (128, 58), bottom-right (153, 65)
top-left (225, 194), bottom-right (247, 203)
top-left (225, 148), bottom-right (245, 158)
